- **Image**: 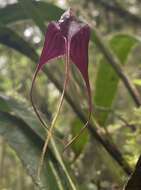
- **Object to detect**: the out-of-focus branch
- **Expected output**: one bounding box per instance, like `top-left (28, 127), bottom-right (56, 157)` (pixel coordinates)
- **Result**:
top-left (89, 0), bottom-right (141, 26)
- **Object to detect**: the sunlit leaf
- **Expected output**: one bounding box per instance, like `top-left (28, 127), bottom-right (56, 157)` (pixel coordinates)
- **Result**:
top-left (94, 34), bottom-right (138, 125)
top-left (133, 79), bottom-right (141, 86)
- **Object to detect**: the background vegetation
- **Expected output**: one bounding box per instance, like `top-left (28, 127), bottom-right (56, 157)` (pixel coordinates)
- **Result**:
top-left (0, 0), bottom-right (141, 189)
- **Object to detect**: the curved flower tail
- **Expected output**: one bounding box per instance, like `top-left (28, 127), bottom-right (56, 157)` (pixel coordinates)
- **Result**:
top-left (70, 24), bottom-right (92, 116)
top-left (63, 85), bottom-right (92, 152)
top-left (30, 65), bottom-right (49, 130)
top-left (37, 40), bottom-right (70, 180)
top-left (30, 22), bottom-right (65, 131)
top-left (63, 25), bottom-right (92, 151)
top-left (63, 78), bottom-right (92, 152)
top-left (30, 22), bottom-right (66, 179)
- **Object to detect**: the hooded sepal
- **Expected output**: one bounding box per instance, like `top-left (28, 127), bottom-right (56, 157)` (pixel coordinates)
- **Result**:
top-left (38, 22), bottom-right (66, 71)
top-left (70, 25), bottom-right (92, 113)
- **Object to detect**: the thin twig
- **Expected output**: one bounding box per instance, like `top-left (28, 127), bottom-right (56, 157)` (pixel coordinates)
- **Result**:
top-left (95, 106), bottom-right (136, 131)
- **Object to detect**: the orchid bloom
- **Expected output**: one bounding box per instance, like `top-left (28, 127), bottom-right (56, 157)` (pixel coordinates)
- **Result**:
top-left (30, 8), bottom-right (92, 178)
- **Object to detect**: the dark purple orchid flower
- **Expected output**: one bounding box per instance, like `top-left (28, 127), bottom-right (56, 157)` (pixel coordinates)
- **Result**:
top-left (30, 8), bottom-right (92, 178)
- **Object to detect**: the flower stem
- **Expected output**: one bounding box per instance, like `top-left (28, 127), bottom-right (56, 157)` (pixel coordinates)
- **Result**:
top-left (30, 65), bottom-right (64, 145)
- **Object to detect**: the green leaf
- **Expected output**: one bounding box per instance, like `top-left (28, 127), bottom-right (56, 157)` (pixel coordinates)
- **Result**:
top-left (0, 95), bottom-right (78, 190)
top-left (0, 94), bottom-right (11, 112)
top-left (0, 94), bottom-right (44, 136)
top-left (71, 119), bottom-right (89, 159)
top-left (94, 34), bottom-right (138, 125)
top-left (19, 0), bottom-right (46, 33)
top-left (0, 1), bottom-right (63, 25)
top-left (0, 111), bottom-right (65, 190)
